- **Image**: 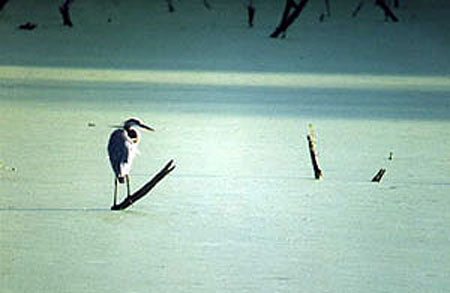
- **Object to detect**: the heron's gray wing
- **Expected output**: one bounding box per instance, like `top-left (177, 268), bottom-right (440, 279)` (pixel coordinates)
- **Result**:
top-left (107, 129), bottom-right (130, 178)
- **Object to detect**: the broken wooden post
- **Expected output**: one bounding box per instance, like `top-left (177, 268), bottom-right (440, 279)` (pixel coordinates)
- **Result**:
top-left (307, 124), bottom-right (323, 180)
top-left (59, 0), bottom-right (74, 27)
top-left (111, 160), bottom-right (176, 211)
top-left (371, 168), bottom-right (386, 182)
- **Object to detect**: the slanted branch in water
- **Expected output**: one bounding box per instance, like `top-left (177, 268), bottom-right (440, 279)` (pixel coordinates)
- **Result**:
top-left (111, 160), bottom-right (176, 211)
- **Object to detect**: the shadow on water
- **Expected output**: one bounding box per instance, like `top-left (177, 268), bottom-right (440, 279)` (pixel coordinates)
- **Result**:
top-left (0, 207), bottom-right (111, 212)
top-left (0, 207), bottom-right (157, 218)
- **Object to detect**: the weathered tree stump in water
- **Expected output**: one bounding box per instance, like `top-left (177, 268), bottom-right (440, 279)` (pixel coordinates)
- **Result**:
top-left (111, 160), bottom-right (176, 211)
top-left (371, 168), bottom-right (386, 182)
top-left (59, 0), bottom-right (74, 27)
top-left (306, 125), bottom-right (323, 180)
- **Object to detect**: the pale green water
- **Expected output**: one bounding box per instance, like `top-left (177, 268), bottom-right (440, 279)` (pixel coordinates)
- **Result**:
top-left (1, 81), bottom-right (450, 292)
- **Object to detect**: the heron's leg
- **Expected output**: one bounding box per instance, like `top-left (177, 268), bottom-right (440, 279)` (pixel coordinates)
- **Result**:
top-left (125, 175), bottom-right (131, 198)
top-left (113, 178), bottom-right (118, 206)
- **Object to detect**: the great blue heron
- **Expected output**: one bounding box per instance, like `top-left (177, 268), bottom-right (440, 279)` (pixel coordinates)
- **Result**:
top-left (107, 117), bottom-right (154, 206)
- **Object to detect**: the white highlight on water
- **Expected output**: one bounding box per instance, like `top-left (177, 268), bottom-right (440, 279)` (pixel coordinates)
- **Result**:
top-left (1, 65), bottom-right (449, 91)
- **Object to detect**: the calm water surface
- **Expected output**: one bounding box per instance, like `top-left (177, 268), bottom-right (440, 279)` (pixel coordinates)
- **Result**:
top-left (1, 82), bottom-right (450, 292)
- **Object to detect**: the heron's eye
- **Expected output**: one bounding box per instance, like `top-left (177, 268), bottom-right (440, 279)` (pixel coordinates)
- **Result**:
top-left (128, 130), bottom-right (137, 139)
top-left (128, 129), bottom-right (139, 143)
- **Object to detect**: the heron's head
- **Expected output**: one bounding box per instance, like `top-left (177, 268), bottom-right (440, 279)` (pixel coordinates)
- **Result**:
top-left (123, 117), bottom-right (155, 132)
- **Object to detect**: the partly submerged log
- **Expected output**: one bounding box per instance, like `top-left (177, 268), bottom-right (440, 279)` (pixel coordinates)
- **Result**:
top-left (111, 160), bottom-right (176, 211)
top-left (371, 168), bottom-right (386, 182)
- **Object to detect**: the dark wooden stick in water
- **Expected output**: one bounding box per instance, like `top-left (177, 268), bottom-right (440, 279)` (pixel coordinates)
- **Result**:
top-left (111, 160), bottom-right (176, 211)
top-left (306, 124), bottom-right (323, 180)
top-left (307, 135), bottom-right (323, 179)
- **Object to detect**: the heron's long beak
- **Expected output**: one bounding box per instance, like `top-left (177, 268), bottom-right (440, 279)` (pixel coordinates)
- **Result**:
top-left (140, 123), bottom-right (155, 132)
